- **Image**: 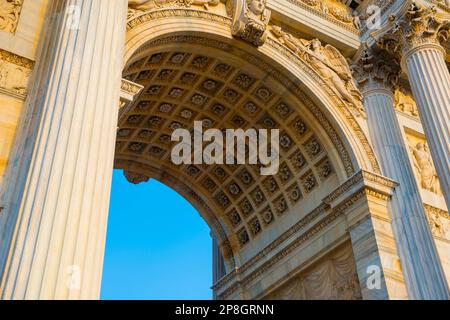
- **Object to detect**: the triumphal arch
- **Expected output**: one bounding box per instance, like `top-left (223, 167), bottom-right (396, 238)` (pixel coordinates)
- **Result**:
top-left (0, 0), bottom-right (449, 300)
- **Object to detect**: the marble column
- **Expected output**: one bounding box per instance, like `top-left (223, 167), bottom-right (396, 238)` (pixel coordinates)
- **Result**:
top-left (378, 3), bottom-right (450, 212)
top-left (352, 47), bottom-right (450, 299)
top-left (0, 0), bottom-right (127, 299)
top-left (212, 234), bottom-right (226, 284)
top-left (404, 45), bottom-right (450, 209)
top-left (212, 234), bottom-right (226, 299)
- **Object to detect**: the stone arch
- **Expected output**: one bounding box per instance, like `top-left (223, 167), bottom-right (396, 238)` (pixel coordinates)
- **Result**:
top-left (118, 7), bottom-right (381, 276)
top-left (124, 8), bottom-right (379, 175)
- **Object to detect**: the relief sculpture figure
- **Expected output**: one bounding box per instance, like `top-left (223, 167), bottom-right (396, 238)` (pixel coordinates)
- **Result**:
top-left (272, 27), bottom-right (364, 116)
top-left (411, 142), bottom-right (440, 193)
top-left (0, 0), bottom-right (22, 33)
top-left (128, 0), bottom-right (219, 13)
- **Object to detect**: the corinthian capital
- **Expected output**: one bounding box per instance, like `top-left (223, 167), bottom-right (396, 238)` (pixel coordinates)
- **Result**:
top-left (376, 2), bottom-right (449, 59)
top-left (351, 43), bottom-right (400, 95)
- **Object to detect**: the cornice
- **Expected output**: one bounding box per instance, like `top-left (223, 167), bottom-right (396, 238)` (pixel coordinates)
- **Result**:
top-left (213, 170), bottom-right (395, 298)
top-left (281, 0), bottom-right (360, 35)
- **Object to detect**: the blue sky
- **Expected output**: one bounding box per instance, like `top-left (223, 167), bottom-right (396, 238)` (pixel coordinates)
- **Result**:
top-left (101, 170), bottom-right (212, 300)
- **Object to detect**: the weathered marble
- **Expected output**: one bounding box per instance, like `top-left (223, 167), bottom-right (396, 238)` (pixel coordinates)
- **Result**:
top-left (0, 0), bottom-right (449, 301)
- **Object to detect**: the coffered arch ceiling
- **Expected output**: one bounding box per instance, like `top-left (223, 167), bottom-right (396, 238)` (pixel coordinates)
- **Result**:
top-left (118, 12), bottom-right (380, 270)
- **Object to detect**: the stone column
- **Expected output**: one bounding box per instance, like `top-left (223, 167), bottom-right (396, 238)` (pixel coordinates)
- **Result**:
top-left (378, 3), bottom-right (450, 211)
top-left (212, 233), bottom-right (226, 300)
top-left (0, 0), bottom-right (127, 299)
top-left (352, 46), bottom-right (450, 299)
top-left (212, 234), bottom-right (226, 285)
top-left (404, 45), bottom-right (450, 210)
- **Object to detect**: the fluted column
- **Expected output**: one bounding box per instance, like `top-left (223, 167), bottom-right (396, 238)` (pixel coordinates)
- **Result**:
top-left (0, 0), bottom-right (127, 299)
top-left (352, 46), bottom-right (450, 299)
top-left (212, 234), bottom-right (226, 300)
top-left (404, 45), bottom-right (450, 208)
top-left (378, 3), bottom-right (450, 210)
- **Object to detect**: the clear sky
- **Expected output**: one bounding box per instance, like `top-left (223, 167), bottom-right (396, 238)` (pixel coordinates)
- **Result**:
top-left (100, 170), bottom-right (212, 300)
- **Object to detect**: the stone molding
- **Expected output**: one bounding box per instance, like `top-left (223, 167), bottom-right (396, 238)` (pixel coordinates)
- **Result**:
top-left (0, 48), bottom-right (33, 99)
top-left (376, 1), bottom-right (450, 67)
top-left (120, 78), bottom-right (143, 108)
top-left (360, 0), bottom-right (396, 35)
top-left (283, 0), bottom-right (361, 34)
top-left (213, 170), bottom-right (395, 298)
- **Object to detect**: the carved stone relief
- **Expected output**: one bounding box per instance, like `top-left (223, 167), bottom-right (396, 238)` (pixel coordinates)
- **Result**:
top-left (0, 0), bottom-right (22, 33)
top-left (127, 0), bottom-right (220, 19)
top-left (271, 26), bottom-right (365, 117)
top-left (394, 86), bottom-right (419, 117)
top-left (290, 0), bottom-right (361, 33)
top-left (123, 170), bottom-right (150, 184)
top-left (265, 243), bottom-right (362, 300)
top-left (377, 2), bottom-right (450, 58)
top-left (0, 48), bottom-right (32, 96)
top-left (229, 0), bottom-right (271, 46)
top-left (407, 133), bottom-right (442, 195)
top-left (425, 205), bottom-right (450, 239)
top-left (431, 0), bottom-right (450, 11)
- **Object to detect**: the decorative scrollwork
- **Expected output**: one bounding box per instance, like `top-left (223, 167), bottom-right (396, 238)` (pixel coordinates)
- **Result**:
top-left (230, 0), bottom-right (271, 46)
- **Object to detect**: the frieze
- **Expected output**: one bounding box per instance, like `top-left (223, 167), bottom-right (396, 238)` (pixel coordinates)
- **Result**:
top-left (0, 48), bottom-right (33, 98)
top-left (127, 7), bottom-right (232, 29)
top-left (285, 0), bottom-right (360, 34)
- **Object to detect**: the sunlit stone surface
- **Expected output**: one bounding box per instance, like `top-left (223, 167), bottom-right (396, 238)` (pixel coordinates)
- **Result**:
top-left (0, 0), bottom-right (449, 300)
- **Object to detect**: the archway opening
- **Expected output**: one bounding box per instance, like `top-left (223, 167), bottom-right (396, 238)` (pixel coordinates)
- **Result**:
top-left (100, 170), bottom-right (213, 300)
top-left (114, 25), bottom-right (373, 298)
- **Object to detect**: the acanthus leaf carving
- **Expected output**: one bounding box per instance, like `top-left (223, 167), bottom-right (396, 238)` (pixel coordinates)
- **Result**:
top-left (351, 43), bottom-right (400, 94)
top-left (123, 170), bottom-right (150, 184)
top-left (376, 2), bottom-right (450, 59)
